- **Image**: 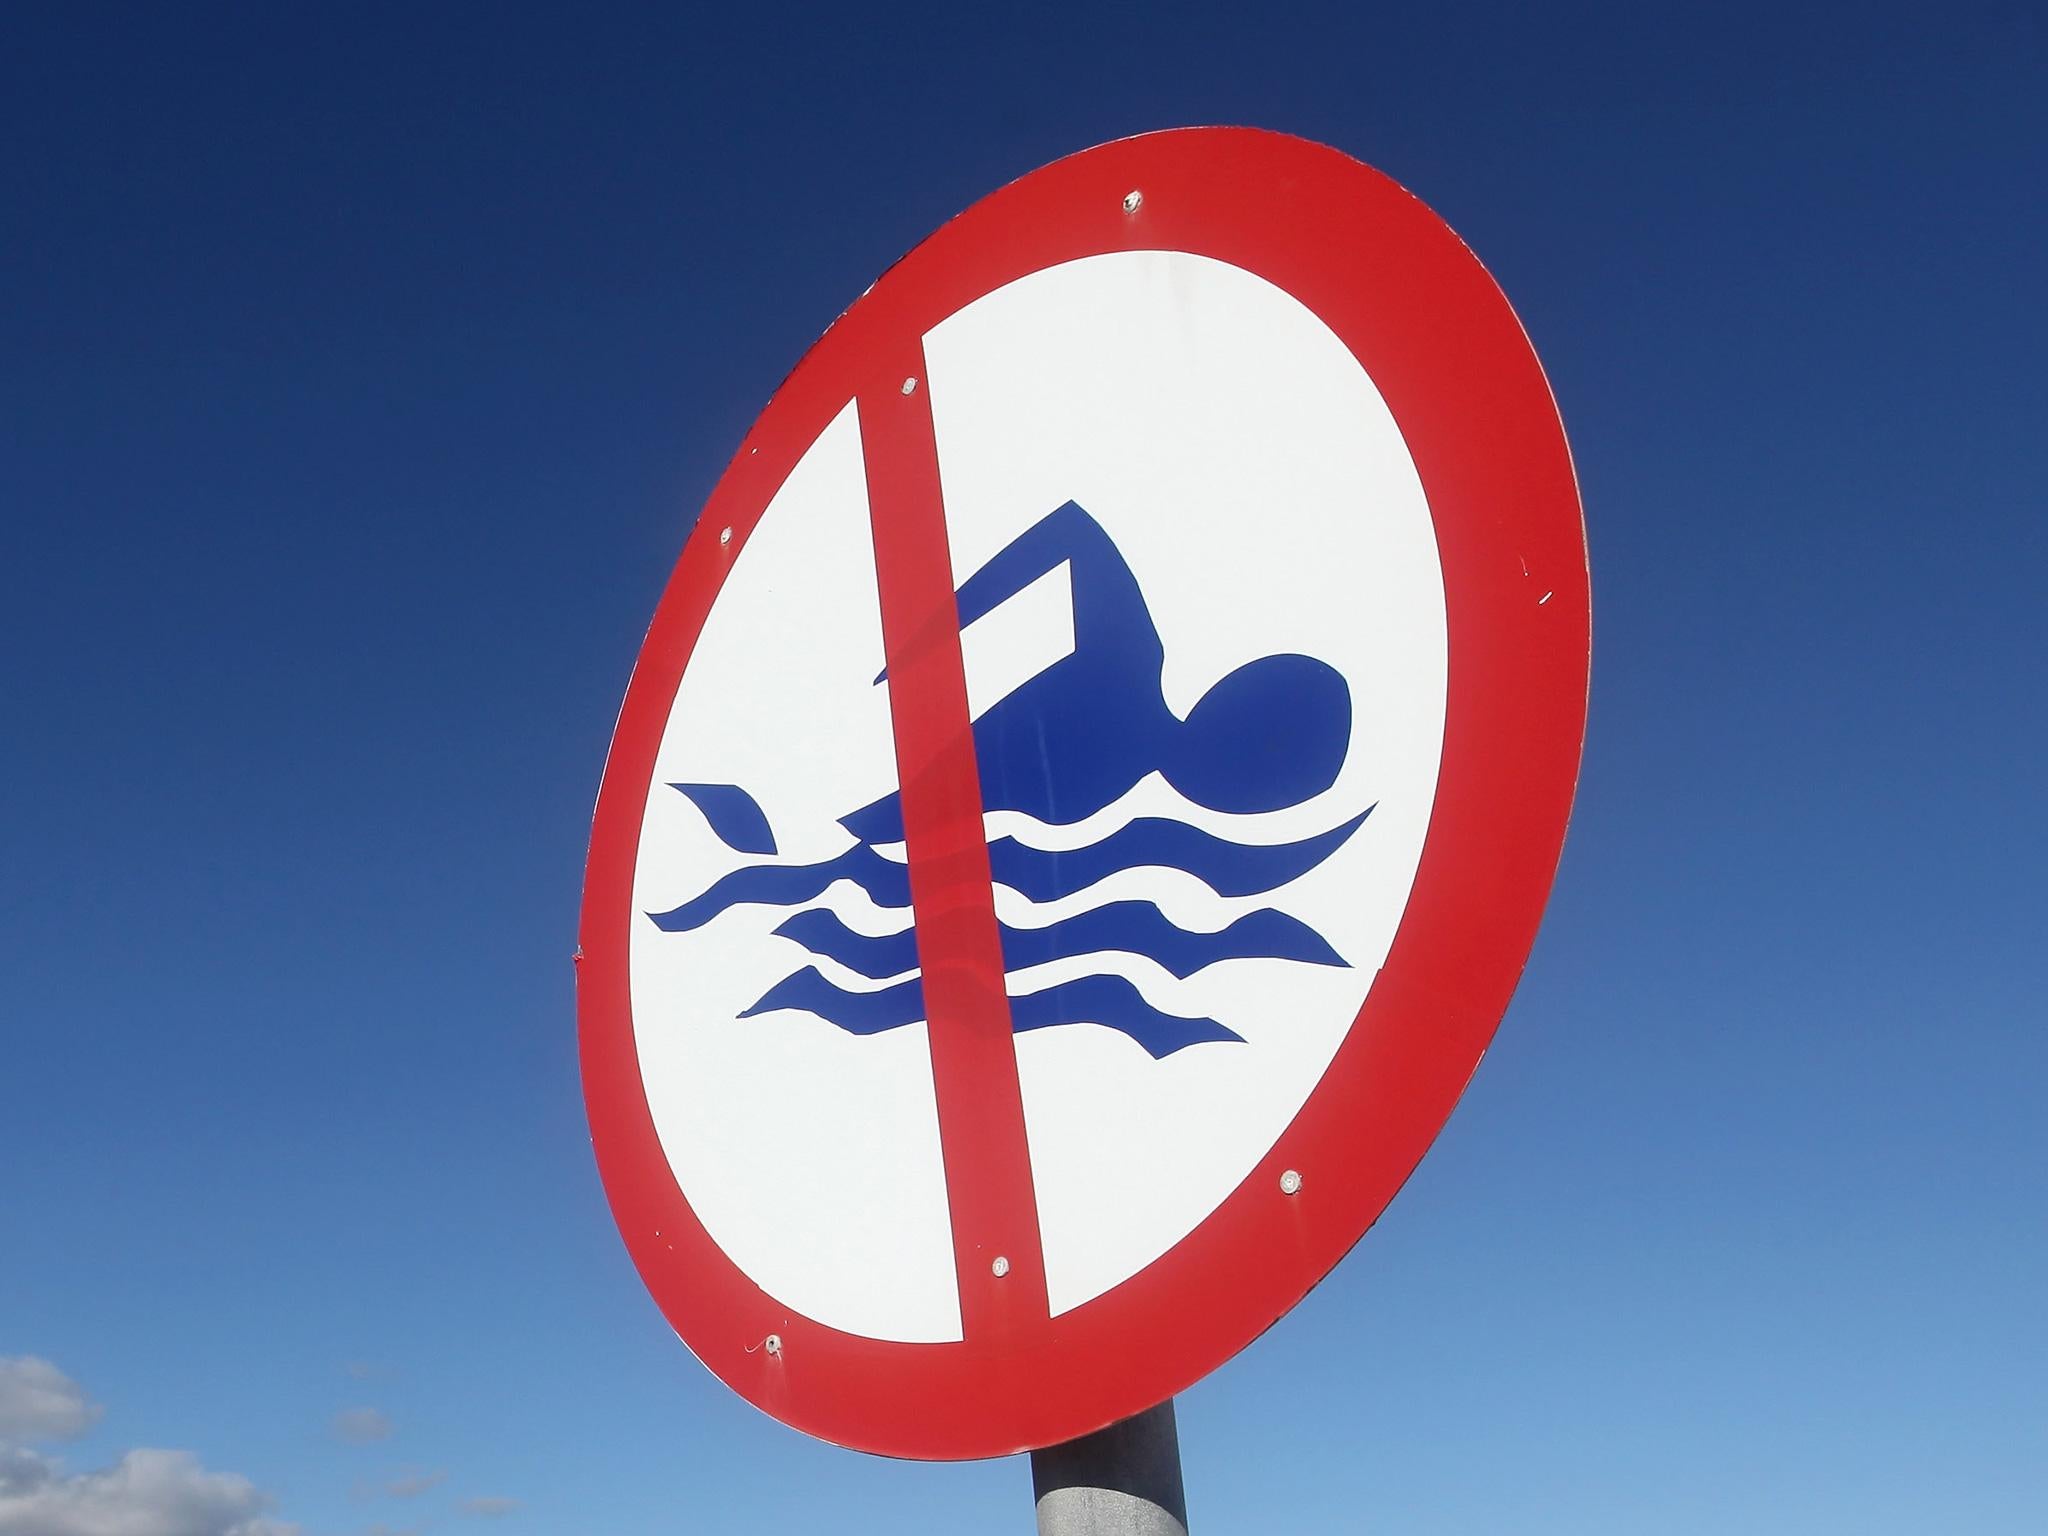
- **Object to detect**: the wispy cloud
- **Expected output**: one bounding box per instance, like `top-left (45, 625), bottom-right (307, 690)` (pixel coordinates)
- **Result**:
top-left (330, 1409), bottom-right (394, 1446)
top-left (0, 1444), bottom-right (293, 1536)
top-left (459, 1495), bottom-right (520, 1518)
top-left (0, 1358), bottom-right (103, 1443)
top-left (383, 1469), bottom-right (446, 1499)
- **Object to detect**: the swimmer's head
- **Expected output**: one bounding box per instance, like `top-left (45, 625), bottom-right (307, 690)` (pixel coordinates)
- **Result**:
top-left (1166, 654), bottom-right (1351, 814)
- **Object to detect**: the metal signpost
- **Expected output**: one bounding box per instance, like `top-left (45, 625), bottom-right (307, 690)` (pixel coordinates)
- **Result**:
top-left (579, 127), bottom-right (1588, 1526)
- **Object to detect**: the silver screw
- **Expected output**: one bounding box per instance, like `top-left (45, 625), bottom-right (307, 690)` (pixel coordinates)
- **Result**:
top-left (991, 1255), bottom-right (1011, 1278)
top-left (719, 526), bottom-right (732, 546)
top-left (1279, 1169), bottom-right (1303, 1195)
top-left (900, 376), bottom-right (918, 395)
top-left (1122, 189), bottom-right (1143, 214)
top-left (763, 1333), bottom-right (782, 1356)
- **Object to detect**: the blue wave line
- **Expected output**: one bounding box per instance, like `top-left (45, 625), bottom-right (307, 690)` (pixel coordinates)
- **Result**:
top-left (772, 910), bottom-right (920, 978)
top-left (1010, 972), bottom-right (1243, 1057)
top-left (649, 808), bottom-right (1369, 940)
top-left (741, 966), bottom-right (923, 1035)
top-left (739, 965), bottom-right (1239, 1058)
top-left (774, 902), bottom-right (1344, 981)
top-left (646, 844), bottom-right (910, 933)
top-left (668, 783), bottom-right (777, 855)
top-left (987, 806), bottom-right (1373, 903)
top-left (1014, 902), bottom-right (1344, 974)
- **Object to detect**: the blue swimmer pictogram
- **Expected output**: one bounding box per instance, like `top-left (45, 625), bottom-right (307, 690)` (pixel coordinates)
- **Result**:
top-left (648, 501), bottom-right (1372, 1057)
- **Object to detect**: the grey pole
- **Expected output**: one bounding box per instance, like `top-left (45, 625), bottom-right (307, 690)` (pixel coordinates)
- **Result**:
top-left (1030, 1398), bottom-right (1187, 1536)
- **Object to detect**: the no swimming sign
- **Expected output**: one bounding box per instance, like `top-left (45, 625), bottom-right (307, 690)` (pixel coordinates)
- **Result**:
top-left (578, 127), bottom-right (1588, 1459)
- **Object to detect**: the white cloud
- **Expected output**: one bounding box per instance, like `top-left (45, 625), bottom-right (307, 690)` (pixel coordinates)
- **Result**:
top-left (382, 1470), bottom-right (445, 1499)
top-left (330, 1409), bottom-right (394, 1446)
top-left (0, 1444), bottom-right (294, 1536)
top-left (458, 1496), bottom-right (519, 1518)
top-left (0, 1358), bottom-right (103, 1443)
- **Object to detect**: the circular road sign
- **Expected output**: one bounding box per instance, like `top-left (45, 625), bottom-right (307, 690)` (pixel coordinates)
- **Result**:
top-left (579, 127), bottom-right (1588, 1460)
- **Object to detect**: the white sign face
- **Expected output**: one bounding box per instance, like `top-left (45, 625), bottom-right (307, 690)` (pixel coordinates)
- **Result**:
top-left (584, 128), bottom-right (1588, 1462)
top-left (629, 251), bottom-right (1447, 1339)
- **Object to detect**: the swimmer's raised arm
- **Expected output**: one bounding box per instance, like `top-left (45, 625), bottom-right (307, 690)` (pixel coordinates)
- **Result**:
top-left (876, 500), bottom-right (1136, 683)
top-left (950, 500), bottom-right (1124, 631)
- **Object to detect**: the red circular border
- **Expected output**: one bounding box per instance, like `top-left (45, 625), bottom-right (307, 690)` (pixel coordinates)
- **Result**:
top-left (579, 127), bottom-right (1588, 1459)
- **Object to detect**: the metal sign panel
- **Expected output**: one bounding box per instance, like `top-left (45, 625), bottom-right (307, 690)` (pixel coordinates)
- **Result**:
top-left (579, 127), bottom-right (1588, 1459)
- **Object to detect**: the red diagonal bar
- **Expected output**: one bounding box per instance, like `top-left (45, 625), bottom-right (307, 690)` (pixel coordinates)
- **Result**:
top-left (859, 350), bottom-right (1050, 1342)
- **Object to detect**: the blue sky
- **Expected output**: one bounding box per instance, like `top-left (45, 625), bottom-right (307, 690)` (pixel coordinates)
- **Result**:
top-left (2, 3), bottom-right (2043, 1532)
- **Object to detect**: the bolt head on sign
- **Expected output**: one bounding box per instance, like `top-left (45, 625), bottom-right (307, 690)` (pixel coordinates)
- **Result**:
top-left (579, 128), bottom-right (1589, 1460)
